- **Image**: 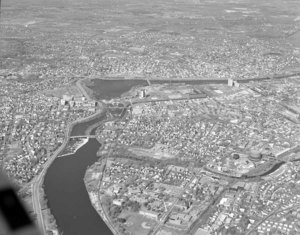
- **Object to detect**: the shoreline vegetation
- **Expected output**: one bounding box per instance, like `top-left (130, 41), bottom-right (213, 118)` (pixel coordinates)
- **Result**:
top-left (59, 137), bottom-right (89, 158)
top-left (40, 186), bottom-right (59, 234)
top-left (84, 156), bottom-right (121, 235)
top-left (41, 74), bottom-right (299, 235)
top-left (40, 105), bottom-right (106, 234)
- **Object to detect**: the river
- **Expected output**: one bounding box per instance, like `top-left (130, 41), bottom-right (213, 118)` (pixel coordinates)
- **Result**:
top-left (43, 77), bottom-right (291, 235)
top-left (44, 138), bottom-right (113, 235)
top-left (86, 77), bottom-right (274, 100)
top-left (70, 112), bottom-right (106, 137)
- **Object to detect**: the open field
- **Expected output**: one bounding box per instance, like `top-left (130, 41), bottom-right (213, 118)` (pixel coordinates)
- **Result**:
top-left (129, 145), bottom-right (175, 160)
top-left (124, 212), bottom-right (157, 235)
top-left (43, 84), bottom-right (83, 98)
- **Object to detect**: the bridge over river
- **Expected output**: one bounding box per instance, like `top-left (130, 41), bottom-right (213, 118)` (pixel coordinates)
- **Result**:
top-left (43, 76), bottom-right (299, 235)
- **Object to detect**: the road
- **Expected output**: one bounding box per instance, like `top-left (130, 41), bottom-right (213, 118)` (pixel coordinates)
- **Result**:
top-left (246, 203), bottom-right (300, 235)
top-left (94, 112), bottom-right (128, 235)
top-left (29, 73), bottom-right (300, 234)
top-left (151, 176), bottom-right (196, 235)
top-left (31, 109), bottom-right (105, 234)
top-left (70, 135), bottom-right (96, 138)
top-left (76, 78), bottom-right (92, 101)
top-left (31, 126), bottom-right (71, 234)
top-left (96, 147), bottom-right (122, 235)
top-left (188, 180), bottom-right (236, 235)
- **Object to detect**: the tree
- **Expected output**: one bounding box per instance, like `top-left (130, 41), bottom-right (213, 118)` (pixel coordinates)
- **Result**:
top-left (117, 218), bottom-right (126, 223)
top-left (130, 201), bottom-right (141, 212)
top-left (226, 226), bottom-right (239, 235)
top-left (143, 202), bottom-right (149, 207)
top-left (109, 205), bottom-right (121, 218)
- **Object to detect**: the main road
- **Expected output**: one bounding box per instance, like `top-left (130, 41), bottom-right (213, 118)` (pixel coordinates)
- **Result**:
top-left (246, 203), bottom-right (300, 235)
top-left (32, 129), bottom-right (70, 234)
top-left (150, 176), bottom-right (196, 235)
top-left (76, 78), bottom-right (93, 101)
top-left (31, 109), bottom-right (104, 234)
top-left (31, 73), bottom-right (300, 234)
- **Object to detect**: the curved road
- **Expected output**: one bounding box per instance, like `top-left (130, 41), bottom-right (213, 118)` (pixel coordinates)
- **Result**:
top-left (31, 74), bottom-right (300, 234)
top-left (31, 110), bottom-right (104, 233)
top-left (76, 78), bottom-right (92, 101)
top-left (246, 204), bottom-right (300, 235)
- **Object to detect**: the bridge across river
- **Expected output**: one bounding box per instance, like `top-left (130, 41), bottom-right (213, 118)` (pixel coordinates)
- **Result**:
top-left (43, 75), bottom-right (300, 235)
top-left (70, 135), bottom-right (96, 138)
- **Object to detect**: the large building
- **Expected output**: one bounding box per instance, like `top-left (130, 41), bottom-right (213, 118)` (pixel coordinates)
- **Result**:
top-left (139, 208), bottom-right (159, 220)
top-left (249, 149), bottom-right (263, 162)
top-left (138, 89), bottom-right (146, 98)
top-left (233, 81), bottom-right (240, 87)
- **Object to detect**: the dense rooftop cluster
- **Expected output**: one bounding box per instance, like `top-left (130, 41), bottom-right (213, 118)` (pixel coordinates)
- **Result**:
top-left (87, 156), bottom-right (300, 235)
top-left (0, 78), bottom-right (95, 183)
top-left (1, 1), bottom-right (300, 234)
top-left (89, 78), bottom-right (300, 234)
top-left (1, 0), bottom-right (299, 82)
top-left (98, 80), bottom-right (300, 174)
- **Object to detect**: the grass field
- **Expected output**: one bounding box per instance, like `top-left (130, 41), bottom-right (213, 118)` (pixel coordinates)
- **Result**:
top-left (124, 212), bottom-right (157, 235)
top-left (43, 84), bottom-right (83, 98)
top-left (129, 145), bottom-right (175, 160)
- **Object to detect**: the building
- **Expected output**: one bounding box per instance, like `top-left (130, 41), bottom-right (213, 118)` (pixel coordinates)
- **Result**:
top-left (138, 89), bottom-right (146, 98)
top-left (249, 149), bottom-right (263, 162)
top-left (233, 81), bottom-right (240, 87)
top-left (169, 218), bottom-right (182, 225)
top-left (74, 97), bottom-right (84, 106)
top-left (69, 101), bottom-right (75, 107)
top-left (62, 95), bottom-right (73, 102)
top-left (139, 208), bottom-right (159, 220)
top-left (60, 99), bottom-right (66, 105)
top-left (112, 199), bottom-right (123, 206)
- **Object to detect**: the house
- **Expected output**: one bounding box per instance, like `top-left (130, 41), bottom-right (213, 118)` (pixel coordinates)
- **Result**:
top-left (112, 199), bottom-right (123, 206)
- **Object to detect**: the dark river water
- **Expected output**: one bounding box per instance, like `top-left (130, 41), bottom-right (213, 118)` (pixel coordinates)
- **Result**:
top-left (44, 77), bottom-right (289, 235)
top-left (87, 77), bottom-right (272, 100)
top-left (70, 112), bottom-right (106, 137)
top-left (44, 138), bottom-right (113, 235)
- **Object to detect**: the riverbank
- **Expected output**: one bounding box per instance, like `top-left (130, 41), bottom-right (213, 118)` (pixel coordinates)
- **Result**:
top-left (39, 185), bottom-right (59, 234)
top-left (42, 75), bottom-right (300, 235)
top-left (82, 73), bottom-right (300, 102)
top-left (84, 115), bottom-right (123, 235)
top-left (59, 137), bottom-right (89, 158)
top-left (76, 77), bottom-right (94, 101)
top-left (83, 71), bottom-right (300, 82)
top-left (84, 156), bottom-right (120, 235)
top-left (44, 138), bottom-right (113, 235)
top-left (33, 108), bottom-right (105, 234)
top-left (70, 108), bottom-right (106, 136)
